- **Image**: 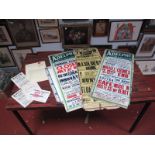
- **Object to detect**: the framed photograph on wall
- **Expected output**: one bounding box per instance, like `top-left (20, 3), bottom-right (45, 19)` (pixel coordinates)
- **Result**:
top-left (108, 20), bottom-right (143, 42)
top-left (61, 24), bottom-right (91, 48)
top-left (93, 19), bottom-right (109, 37)
top-left (117, 45), bottom-right (137, 54)
top-left (11, 49), bottom-right (32, 70)
top-left (7, 19), bottom-right (40, 48)
top-left (135, 34), bottom-right (155, 58)
top-left (0, 26), bottom-right (12, 46)
top-left (39, 28), bottom-right (60, 43)
top-left (136, 60), bottom-right (155, 75)
top-left (0, 47), bottom-right (15, 67)
top-left (144, 19), bottom-right (155, 32)
top-left (37, 19), bottom-right (58, 27)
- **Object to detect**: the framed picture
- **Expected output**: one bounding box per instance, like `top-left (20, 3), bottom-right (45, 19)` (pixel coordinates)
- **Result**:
top-left (39, 28), bottom-right (60, 43)
top-left (7, 19), bottom-right (40, 48)
top-left (108, 20), bottom-right (143, 42)
top-left (144, 19), bottom-right (155, 32)
top-left (61, 24), bottom-right (91, 48)
top-left (0, 26), bottom-right (12, 46)
top-left (37, 19), bottom-right (58, 27)
top-left (11, 49), bottom-right (32, 70)
top-left (93, 19), bottom-right (109, 37)
top-left (136, 60), bottom-right (155, 75)
top-left (0, 47), bottom-right (15, 67)
top-left (135, 34), bottom-right (155, 58)
top-left (117, 45), bottom-right (137, 54)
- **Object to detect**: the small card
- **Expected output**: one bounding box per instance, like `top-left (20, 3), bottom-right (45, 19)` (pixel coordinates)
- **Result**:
top-left (11, 89), bottom-right (33, 108)
top-left (11, 72), bottom-right (30, 88)
top-left (27, 89), bottom-right (51, 103)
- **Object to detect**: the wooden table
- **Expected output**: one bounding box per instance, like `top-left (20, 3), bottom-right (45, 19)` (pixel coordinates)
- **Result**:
top-left (5, 51), bottom-right (155, 134)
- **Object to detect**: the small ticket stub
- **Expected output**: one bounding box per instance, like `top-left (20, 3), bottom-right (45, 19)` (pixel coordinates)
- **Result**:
top-left (11, 89), bottom-right (33, 108)
top-left (27, 89), bottom-right (51, 103)
top-left (11, 72), bottom-right (30, 89)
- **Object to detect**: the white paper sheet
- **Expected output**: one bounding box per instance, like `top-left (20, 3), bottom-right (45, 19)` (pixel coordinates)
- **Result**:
top-left (25, 61), bottom-right (48, 82)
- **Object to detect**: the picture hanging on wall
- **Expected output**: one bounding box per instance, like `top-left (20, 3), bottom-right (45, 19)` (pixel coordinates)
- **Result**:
top-left (0, 25), bottom-right (12, 46)
top-left (40, 28), bottom-right (60, 43)
top-left (61, 24), bottom-right (91, 48)
top-left (136, 60), bottom-right (155, 75)
top-left (11, 49), bottom-right (32, 70)
top-left (93, 19), bottom-right (109, 37)
top-left (108, 20), bottom-right (143, 42)
top-left (37, 19), bottom-right (58, 28)
top-left (7, 19), bottom-right (40, 48)
top-left (0, 47), bottom-right (15, 67)
top-left (117, 45), bottom-right (137, 54)
top-left (144, 19), bottom-right (155, 32)
top-left (135, 34), bottom-right (155, 58)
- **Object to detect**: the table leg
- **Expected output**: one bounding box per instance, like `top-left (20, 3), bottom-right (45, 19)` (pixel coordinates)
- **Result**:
top-left (12, 110), bottom-right (33, 135)
top-left (129, 102), bottom-right (152, 133)
top-left (84, 112), bottom-right (90, 124)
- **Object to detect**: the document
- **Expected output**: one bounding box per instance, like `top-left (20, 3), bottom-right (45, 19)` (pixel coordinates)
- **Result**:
top-left (25, 61), bottom-right (48, 82)
top-left (11, 89), bottom-right (33, 108)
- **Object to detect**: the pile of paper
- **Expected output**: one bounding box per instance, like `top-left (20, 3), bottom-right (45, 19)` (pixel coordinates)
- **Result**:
top-left (48, 50), bottom-right (83, 112)
top-left (11, 72), bottom-right (50, 108)
top-left (91, 49), bottom-right (134, 109)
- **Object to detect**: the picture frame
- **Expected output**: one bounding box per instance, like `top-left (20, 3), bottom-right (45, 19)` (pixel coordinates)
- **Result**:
top-left (0, 25), bottom-right (12, 46)
top-left (136, 60), bottom-right (155, 75)
top-left (39, 28), bottom-right (60, 43)
top-left (7, 19), bottom-right (40, 48)
top-left (61, 24), bottom-right (91, 48)
top-left (0, 47), bottom-right (15, 67)
top-left (108, 20), bottom-right (143, 42)
top-left (37, 19), bottom-right (58, 28)
top-left (93, 19), bottom-right (109, 37)
top-left (11, 49), bottom-right (32, 70)
top-left (117, 45), bottom-right (138, 54)
top-left (135, 34), bottom-right (155, 58)
top-left (144, 19), bottom-right (155, 32)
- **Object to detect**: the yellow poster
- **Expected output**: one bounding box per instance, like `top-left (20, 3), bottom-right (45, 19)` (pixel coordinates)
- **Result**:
top-left (75, 48), bottom-right (118, 111)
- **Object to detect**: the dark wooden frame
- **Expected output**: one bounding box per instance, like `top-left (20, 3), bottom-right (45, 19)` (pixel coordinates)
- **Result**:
top-left (135, 33), bottom-right (155, 58)
top-left (108, 20), bottom-right (143, 42)
top-left (0, 25), bottom-right (13, 46)
top-left (11, 48), bottom-right (33, 70)
top-left (0, 47), bottom-right (15, 68)
top-left (117, 45), bottom-right (138, 54)
top-left (37, 19), bottom-right (58, 28)
top-left (143, 19), bottom-right (155, 32)
top-left (61, 24), bottom-right (91, 48)
top-left (6, 19), bottom-right (40, 48)
top-left (39, 28), bottom-right (60, 43)
top-left (93, 19), bottom-right (109, 37)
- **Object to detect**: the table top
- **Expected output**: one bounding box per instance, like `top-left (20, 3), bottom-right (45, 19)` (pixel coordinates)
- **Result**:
top-left (5, 51), bottom-right (155, 111)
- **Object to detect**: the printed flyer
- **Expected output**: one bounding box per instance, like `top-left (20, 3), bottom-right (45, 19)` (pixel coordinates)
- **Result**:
top-left (45, 66), bottom-right (63, 103)
top-left (75, 48), bottom-right (118, 111)
top-left (48, 51), bottom-right (83, 112)
top-left (91, 49), bottom-right (134, 109)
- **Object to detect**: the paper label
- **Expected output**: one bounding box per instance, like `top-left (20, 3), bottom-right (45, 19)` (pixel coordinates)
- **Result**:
top-left (11, 89), bottom-right (33, 108)
top-left (27, 89), bottom-right (51, 103)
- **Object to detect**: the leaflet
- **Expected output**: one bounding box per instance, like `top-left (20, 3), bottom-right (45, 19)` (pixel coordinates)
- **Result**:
top-left (27, 89), bottom-right (50, 103)
top-left (48, 50), bottom-right (83, 112)
top-left (11, 89), bottom-right (33, 108)
top-left (45, 66), bottom-right (63, 103)
top-left (91, 49), bottom-right (134, 108)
